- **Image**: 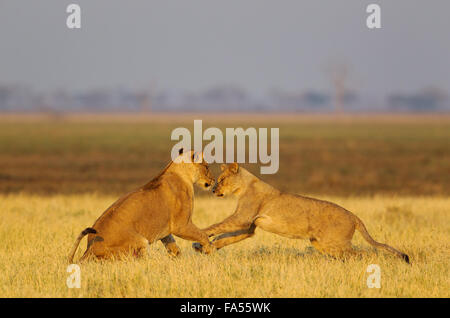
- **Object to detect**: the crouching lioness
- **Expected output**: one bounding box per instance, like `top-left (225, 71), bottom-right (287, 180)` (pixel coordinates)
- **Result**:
top-left (194, 163), bottom-right (409, 263)
top-left (68, 149), bottom-right (215, 263)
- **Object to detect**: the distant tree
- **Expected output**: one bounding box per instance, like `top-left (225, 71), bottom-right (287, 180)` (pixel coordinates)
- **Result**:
top-left (388, 88), bottom-right (447, 112)
top-left (303, 91), bottom-right (330, 108)
top-left (139, 81), bottom-right (157, 113)
top-left (201, 84), bottom-right (249, 111)
top-left (0, 86), bottom-right (12, 110)
top-left (325, 61), bottom-right (351, 113)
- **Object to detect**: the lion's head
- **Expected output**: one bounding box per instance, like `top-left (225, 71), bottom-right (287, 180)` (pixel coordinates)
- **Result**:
top-left (212, 163), bottom-right (243, 197)
top-left (173, 148), bottom-right (215, 190)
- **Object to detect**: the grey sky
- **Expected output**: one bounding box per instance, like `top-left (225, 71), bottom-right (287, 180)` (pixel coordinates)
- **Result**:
top-left (0, 0), bottom-right (449, 97)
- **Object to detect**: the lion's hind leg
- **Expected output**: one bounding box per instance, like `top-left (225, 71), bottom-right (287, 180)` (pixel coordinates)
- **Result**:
top-left (84, 232), bottom-right (149, 261)
top-left (160, 234), bottom-right (181, 257)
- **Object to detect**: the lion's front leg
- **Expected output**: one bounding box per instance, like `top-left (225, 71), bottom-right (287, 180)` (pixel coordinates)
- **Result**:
top-left (203, 217), bottom-right (252, 237)
top-left (173, 222), bottom-right (216, 254)
top-left (212, 223), bottom-right (256, 249)
top-left (193, 223), bottom-right (257, 252)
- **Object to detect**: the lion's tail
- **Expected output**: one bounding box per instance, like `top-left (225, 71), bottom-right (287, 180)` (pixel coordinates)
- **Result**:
top-left (68, 227), bottom-right (97, 263)
top-left (354, 216), bottom-right (410, 264)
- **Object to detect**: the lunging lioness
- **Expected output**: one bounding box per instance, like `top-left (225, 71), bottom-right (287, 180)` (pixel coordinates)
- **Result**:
top-left (68, 149), bottom-right (215, 263)
top-left (194, 163), bottom-right (409, 263)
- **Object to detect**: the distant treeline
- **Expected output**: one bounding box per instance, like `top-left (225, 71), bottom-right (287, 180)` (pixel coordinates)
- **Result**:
top-left (0, 84), bottom-right (448, 112)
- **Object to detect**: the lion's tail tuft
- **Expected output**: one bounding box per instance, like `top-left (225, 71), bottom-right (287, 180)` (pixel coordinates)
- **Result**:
top-left (82, 228), bottom-right (97, 236)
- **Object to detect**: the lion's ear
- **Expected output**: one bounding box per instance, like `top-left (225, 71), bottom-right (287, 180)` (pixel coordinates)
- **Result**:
top-left (220, 164), bottom-right (227, 171)
top-left (230, 163), bottom-right (239, 173)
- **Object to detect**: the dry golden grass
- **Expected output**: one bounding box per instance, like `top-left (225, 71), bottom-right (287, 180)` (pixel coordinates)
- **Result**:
top-left (0, 193), bottom-right (448, 298)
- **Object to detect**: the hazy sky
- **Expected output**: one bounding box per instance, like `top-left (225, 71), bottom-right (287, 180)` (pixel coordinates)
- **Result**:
top-left (0, 0), bottom-right (449, 97)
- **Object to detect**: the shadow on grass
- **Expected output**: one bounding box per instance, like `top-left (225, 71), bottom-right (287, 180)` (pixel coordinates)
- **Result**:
top-left (229, 245), bottom-right (386, 264)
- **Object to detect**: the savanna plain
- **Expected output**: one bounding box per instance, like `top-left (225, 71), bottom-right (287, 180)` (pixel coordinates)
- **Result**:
top-left (0, 114), bottom-right (449, 297)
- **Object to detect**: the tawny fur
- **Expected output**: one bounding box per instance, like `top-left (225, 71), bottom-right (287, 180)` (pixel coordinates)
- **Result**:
top-left (68, 150), bottom-right (215, 263)
top-left (194, 163), bottom-right (409, 263)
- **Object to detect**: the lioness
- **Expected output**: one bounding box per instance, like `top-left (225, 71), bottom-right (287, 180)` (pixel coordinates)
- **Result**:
top-left (68, 149), bottom-right (215, 263)
top-left (194, 163), bottom-right (410, 263)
